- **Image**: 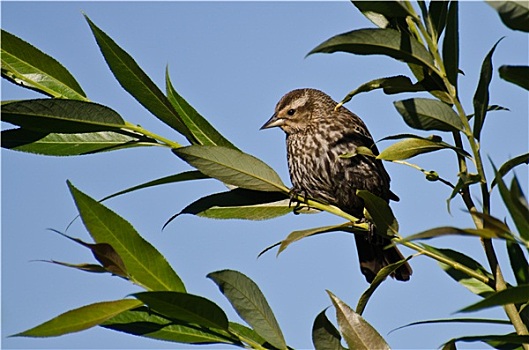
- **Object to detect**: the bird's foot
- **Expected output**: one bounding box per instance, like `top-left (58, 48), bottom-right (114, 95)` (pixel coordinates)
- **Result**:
top-left (289, 188), bottom-right (309, 215)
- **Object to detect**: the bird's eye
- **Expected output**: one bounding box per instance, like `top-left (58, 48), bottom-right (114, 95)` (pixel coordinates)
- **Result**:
top-left (287, 109), bottom-right (295, 116)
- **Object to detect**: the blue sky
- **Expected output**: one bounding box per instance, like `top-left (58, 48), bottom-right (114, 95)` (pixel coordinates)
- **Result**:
top-left (2, 1), bottom-right (528, 349)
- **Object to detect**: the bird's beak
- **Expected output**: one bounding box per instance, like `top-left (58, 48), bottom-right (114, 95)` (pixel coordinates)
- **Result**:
top-left (260, 113), bottom-right (284, 130)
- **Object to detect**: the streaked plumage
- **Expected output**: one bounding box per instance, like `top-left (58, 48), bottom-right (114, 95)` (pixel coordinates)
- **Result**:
top-left (261, 88), bottom-right (411, 282)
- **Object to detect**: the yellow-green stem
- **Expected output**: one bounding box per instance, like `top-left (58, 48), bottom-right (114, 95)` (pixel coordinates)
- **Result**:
top-left (123, 122), bottom-right (182, 149)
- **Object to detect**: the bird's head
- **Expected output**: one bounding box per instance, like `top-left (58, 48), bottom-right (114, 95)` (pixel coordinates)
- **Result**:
top-left (261, 88), bottom-right (334, 134)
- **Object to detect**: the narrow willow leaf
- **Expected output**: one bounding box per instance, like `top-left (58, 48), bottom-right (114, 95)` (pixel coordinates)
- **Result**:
top-left (458, 285), bottom-right (529, 313)
top-left (506, 240), bottom-right (529, 285)
top-left (487, 1), bottom-right (529, 32)
top-left (510, 175), bottom-right (529, 241)
top-left (473, 39), bottom-right (502, 140)
top-left (442, 339), bottom-right (457, 350)
top-left (174, 146), bottom-right (287, 192)
top-left (377, 136), bottom-right (469, 161)
top-left (2, 99), bottom-right (125, 133)
top-left (394, 98), bottom-right (464, 132)
top-left (84, 15), bottom-right (195, 142)
top-left (351, 1), bottom-right (411, 18)
top-left (49, 229), bottom-right (128, 277)
top-left (67, 181), bottom-right (186, 292)
top-left (207, 270), bottom-right (287, 350)
top-left (327, 291), bottom-right (390, 350)
top-left (442, 1), bottom-right (459, 90)
top-left (356, 190), bottom-right (398, 236)
top-left (468, 212), bottom-right (515, 238)
top-left (1, 128), bottom-right (158, 156)
top-left (40, 260), bottom-right (107, 274)
top-left (166, 68), bottom-right (237, 149)
top-left (466, 104), bottom-right (510, 120)
top-left (15, 299), bottom-right (142, 337)
top-left (101, 306), bottom-right (239, 345)
top-left (278, 223), bottom-right (355, 256)
top-left (338, 75), bottom-right (426, 106)
top-left (401, 226), bottom-right (515, 242)
top-left (493, 163), bottom-right (529, 241)
top-left (1, 29), bottom-right (87, 100)
top-left (447, 333), bottom-right (529, 348)
top-left (133, 292), bottom-right (229, 330)
top-left (356, 256), bottom-right (413, 316)
top-left (421, 244), bottom-right (494, 297)
top-left (228, 322), bottom-right (269, 349)
top-left (308, 28), bottom-right (437, 75)
top-left (391, 317), bottom-right (511, 334)
top-left (312, 309), bottom-right (347, 350)
top-left (172, 188), bottom-right (289, 223)
top-left (100, 171), bottom-right (209, 202)
top-left (499, 65), bottom-right (529, 90)
top-left (429, 0), bottom-right (449, 41)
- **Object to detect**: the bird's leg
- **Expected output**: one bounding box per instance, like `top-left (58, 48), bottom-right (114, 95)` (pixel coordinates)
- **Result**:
top-left (289, 188), bottom-right (309, 215)
top-left (356, 217), bottom-right (384, 244)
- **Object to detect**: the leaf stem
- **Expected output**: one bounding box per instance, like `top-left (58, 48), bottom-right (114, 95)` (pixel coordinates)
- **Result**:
top-left (295, 195), bottom-right (491, 285)
top-left (123, 122), bottom-right (182, 149)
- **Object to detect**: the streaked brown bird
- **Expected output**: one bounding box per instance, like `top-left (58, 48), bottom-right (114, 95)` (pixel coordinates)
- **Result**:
top-left (261, 88), bottom-right (412, 283)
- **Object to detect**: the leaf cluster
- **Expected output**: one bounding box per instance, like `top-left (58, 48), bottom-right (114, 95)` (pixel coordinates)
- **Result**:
top-left (2, 1), bottom-right (529, 349)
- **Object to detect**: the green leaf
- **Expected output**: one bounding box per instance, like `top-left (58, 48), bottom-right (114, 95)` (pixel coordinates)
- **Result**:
top-left (506, 241), bottom-right (529, 285)
top-left (351, 1), bottom-right (411, 19)
top-left (84, 15), bottom-right (195, 142)
top-left (428, 0), bottom-right (449, 41)
top-left (101, 306), bottom-right (238, 345)
top-left (510, 175), bottom-right (529, 242)
top-left (1, 99), bottom-right (126, 133)
top-left (277, 223), bottom-right (355, 257)
top-left (228, 322), bottom-right (270, 349)
top-left (499, 65), bottom-right (529, 90)
top-left (356, 256), bottom-right (413, 316)
top-left (132, 292), bottom-right (229, 330)
top-left (466, 104), bottom-right (510, 120)
top-left (338, 75), bottom-right (428, 106)
top-left (312, 309), bottom-right (347, 350)
top-left (458, 285), bottom-right (529, 313)
top-left (391, 317), bottom-right (511, 333)
top-left (1, 128), bottom-right (158, 156)
top-left (442, 1), bottom-right (459, 90)
top-left (15, 299), bottom-right (142, 337)
top-left (100, 171), bottom-right (209, 202)
top-left (393, 98), bottom-right (464, 132)
top-left (67, 181), bottom-right (186, 292)
top-left (1, 29), bottom-right (87, 100)
top-left (327, 291), bottom-right (390, 350)
top-left (165, 68), bottom-right (237, 149)
top-left (377, 135), bottom-right (470, 161)
top-left (173, 146), bottom-right (287, 192)
top-left (473, 39), bottom-right (502, 140)
top-left (493, 163), bottom-right (529, 242)
top-left (356, 190), bottom-right (398, 236)
top-left (487, 1), bottom-right (529, 32)
top-left (308, 28), bottom-right (437, 74)
top-left (207, 270), bottom-right (287, 350)
top-left (448, 333), bottom-right (529, 349)
top-left (421, 244), bottom-right (494, 297)
top-left (401, 226), bottom-right (515, 242)
top-left (171, 188), bottom-right (290, 223)
top-left (469, 212), bottom-right (515, 238)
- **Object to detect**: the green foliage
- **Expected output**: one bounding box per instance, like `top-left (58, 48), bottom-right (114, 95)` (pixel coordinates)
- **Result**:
top-left (2, 2), bottom-right (529, 349)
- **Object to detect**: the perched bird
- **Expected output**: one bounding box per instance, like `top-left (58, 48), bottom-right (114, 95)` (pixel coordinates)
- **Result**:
top-left (261, 88), bottom-right (412, 282)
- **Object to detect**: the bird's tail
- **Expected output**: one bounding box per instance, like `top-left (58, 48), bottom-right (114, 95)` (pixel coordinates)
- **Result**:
top-left (354, 234), bottom-right (412, 283)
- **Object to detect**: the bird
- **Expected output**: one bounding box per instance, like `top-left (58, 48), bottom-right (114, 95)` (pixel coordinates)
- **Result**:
top-left (261, 88), bottom-right (412, 283)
